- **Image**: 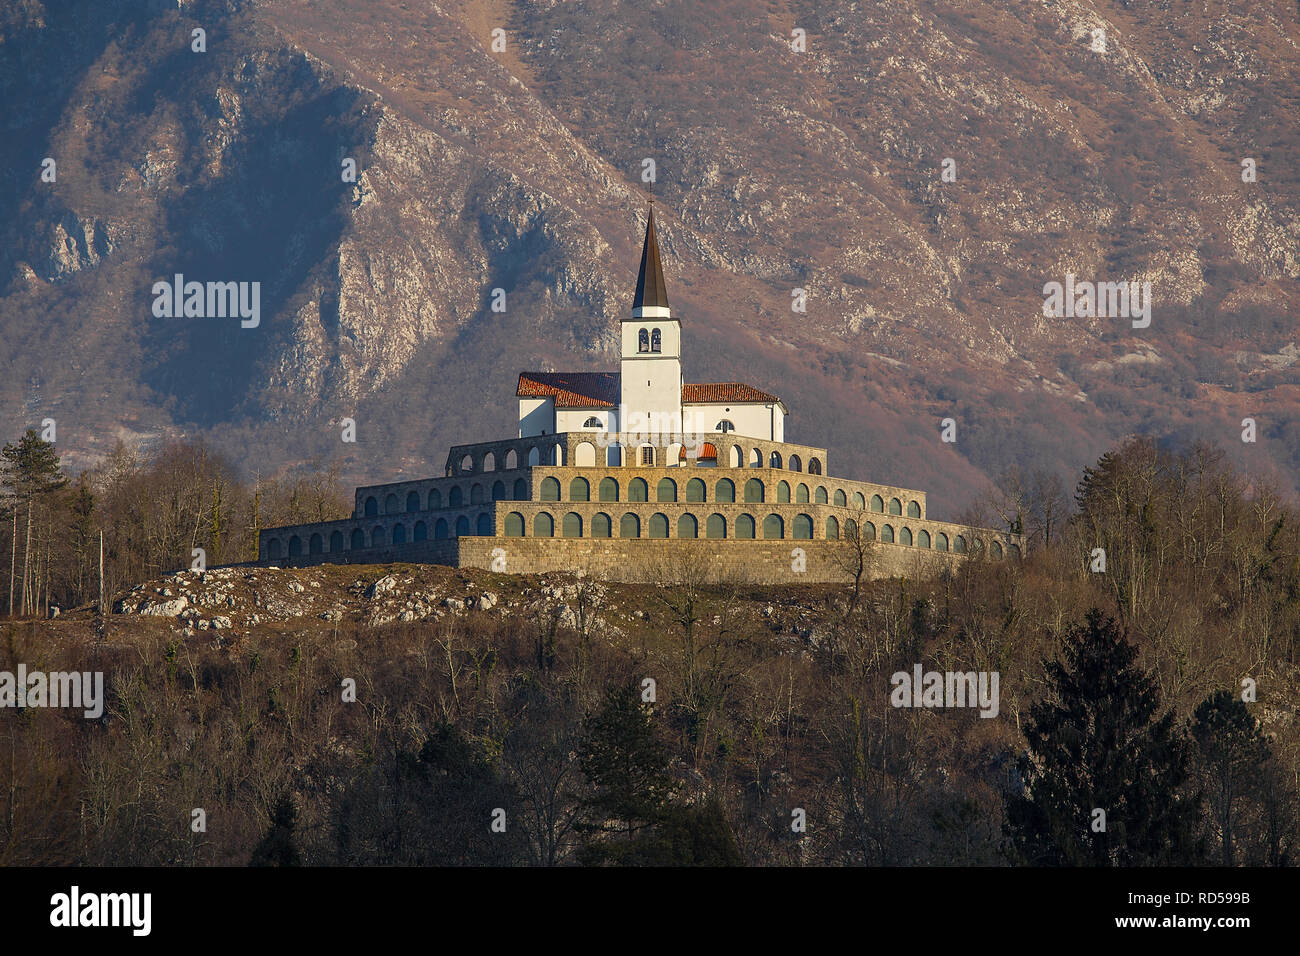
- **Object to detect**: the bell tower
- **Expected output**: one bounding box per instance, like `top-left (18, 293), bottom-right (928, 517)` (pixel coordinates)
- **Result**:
top-left (620, 205), bottom-right (683, 439)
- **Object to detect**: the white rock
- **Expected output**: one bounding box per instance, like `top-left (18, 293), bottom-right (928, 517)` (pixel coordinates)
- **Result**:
top-left (139, 597), bottom-right (189, 617)
top-left (367, 575), bottom-right (398, 598)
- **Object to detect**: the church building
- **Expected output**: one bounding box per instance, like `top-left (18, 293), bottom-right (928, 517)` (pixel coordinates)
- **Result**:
top-left (258, 207), bottom-right (1022, 582)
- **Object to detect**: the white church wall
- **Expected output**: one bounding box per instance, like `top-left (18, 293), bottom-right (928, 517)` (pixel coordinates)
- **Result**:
top-left (556, 407), bottom-right (617, 434)
top-left (518, 398), bottom-right (554, 437)
top-left (684, 403), bottom-right (784, 442)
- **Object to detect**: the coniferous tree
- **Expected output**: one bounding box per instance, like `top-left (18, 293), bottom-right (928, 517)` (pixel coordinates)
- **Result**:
top-left (578, 682), bottom-right (677, 858)
top-left (1191, 690), bottom-right (1272, 866)
top-left (1006, 608), bottom-right (1203, 865)
top-left (1, 428), bottom-right (67, 615)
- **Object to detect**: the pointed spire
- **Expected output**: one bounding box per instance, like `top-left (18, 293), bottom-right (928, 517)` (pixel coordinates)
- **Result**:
top-left (632, 206), bottom-right (670, 317)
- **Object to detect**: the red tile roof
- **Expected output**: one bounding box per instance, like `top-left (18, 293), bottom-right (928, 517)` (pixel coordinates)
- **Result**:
top-left (518, 374), bottom-right (781, 408)
top-left (682, 382), bottom-right (781, 404)
top-left (517, 372), bottom-right (619, 408)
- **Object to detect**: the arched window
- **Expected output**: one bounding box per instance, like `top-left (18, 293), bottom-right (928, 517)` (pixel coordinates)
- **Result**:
top-left (651, 328), bottom-right (662, 353)
top-left (460, 454), bottom-right (474, 474)
top-left (528, 447), bottom-right (540, 466)
top-left (513, 478), bottom-right (528, 500)
top-left (288, 536), bottom-right (302, 557)
top-left (749, 448), bottom-right (762, 467)
top-left (406, 491), bottom-right (420, 512)
top-left (815, 486), bottom-right (828, 504)
top-left (686, 478), bottom-right (706, 502)
top-left (991, 540), bottom-right (1003, 559)
top-left (455, 516), bottom-right (469, 537)
top-left (935, 533), bottom-right (949, 552)
top-left (649, 513), bottom-right (669, 538)
top-left (853, 492), bottom-right (865, 510)
top-left (372, 526), bottom-right (386, 547)
top-left (881, 524), bottom-right (894, 543)
top-left (477, 513), bottom-right (492, 536)
top-left (796, 483), bottom-right (809, 503)
top-left (736, 514), bottom-right (756, 539)
top-left (482, 452), bottom-right (496, 472)
top-left (414, 521), bottom-right (427, 542)
top-left (266, 538), bottom-right (282, 560)
top-left (863, 521), bottom-right (876, 541)
top-left (918, 529), bottom-right (931, 549)
top-left (384, 494), bottom-right (399, 514)
top-left (871, 494), bottom-right (884, 512)
top-left (954, 535), bottom-right (967, 554)
top-left (715, 478), bottom-right (735, 502)
top-left (570, 477), bottom-right (590, 501)
top-left (533, 513), bottom-right (554, 537)
top-left (330, 531), bottom-right (344, 552)
top-left (562, 513), bottom-right (583, 538)
top-left (697, 442), bottom-right (718, 465)
top-left (504, 513), bottom-right (524, 537)
top-left (392, 524), bottom-right (406, 545)
top-left (826, 516), bottom-right (840, 540)
top-left (492, 480), bottom-right (506, 501)
top-left (907, 500), bottom-right (921, 518)
top-left (639, 446), bottom-right (655, 467)
top-left (889, 497), bottom-right (902, 515)
top-left (793, 514), bottom-right (813, 539)
top-left (900, 527), bottom-right (913, 546)
top-left (505, 449), bottom-right (518, 469)
top-left (845, 519), bottom-right (858, 541)
top-left (539, 477), bottom-right (560, 501)
top-left (364, 496), bottom-right (378, 517)
top-left (657, 478), bottom-right (677, 502)
top-left (592, 513), bottom-right (612, 538)
top-left (583, 416), bottom-right (602, 428)
top-left (435, 519), bottom-right (449, 540)
top-left (620, 513), bottom-right (641, 538)
top-left (706, 514), bottom-right (727, 539)
top-left (763, 514), bottom-right (784, 539)
top-left (629, 478), bottom-right (649, 502)
top-left (350, 529), bottom-right (365, 549)
top-left (729, 444), bottom-right (743, 467)
top-left (638, 328), bottom-right (650, 353)
top-left (677, 514), bottom-right (698, 539)
top-left (769, 451), bottom-right (783, 468)
top-left (715, 420), bottom-right (736, 433)
top-left (429, 489), bottom-right (442, 510)
top-left (744, 478), bottom-right (764, 503)
top-left (777, 481), bottom-right (790, 503)
top-left (470, 483), bottom-right (484, 504)
top-left (809, 458), bottom-right (823, 475)
top-left (789, 454), bottom-right (802, 472)
top-left (598, 477), bottom-right (618, 501)
top-left (834, 489), bottom-right (847, 507)
top-left (449, 486), bottom-right (464, 507)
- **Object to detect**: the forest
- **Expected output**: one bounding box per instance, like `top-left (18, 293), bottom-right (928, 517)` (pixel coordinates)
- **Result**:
top-left (0, 430), bottom-right (1297, 865)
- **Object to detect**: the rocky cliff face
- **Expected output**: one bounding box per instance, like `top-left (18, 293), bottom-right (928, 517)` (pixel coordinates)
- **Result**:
top-left (3, 0), bottom-right (1297, 512)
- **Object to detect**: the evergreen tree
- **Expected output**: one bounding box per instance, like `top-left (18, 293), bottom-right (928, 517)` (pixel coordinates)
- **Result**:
top-left (1006, 608), bottom-right (1203, 865)
top-left (578, 681), bottom-right (677, 858)
top-left (249, 795), bottom-right (302, 867)
top-left (1, 428), bottom-right (67, 616)
top-left (1191, 690), bottom-right (1272, 865)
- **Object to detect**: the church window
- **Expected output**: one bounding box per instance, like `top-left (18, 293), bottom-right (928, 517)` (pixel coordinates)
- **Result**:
top-left (640, 446), bottom-right (655, 466)
top-left (583, 417), bottom-right (602, 428)
top-left (651, 329), bottom-right (662, 353)
top-left (715, 420), bottom-right (735, 433)
top-left (638, 328), bottom-right (649, 353)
